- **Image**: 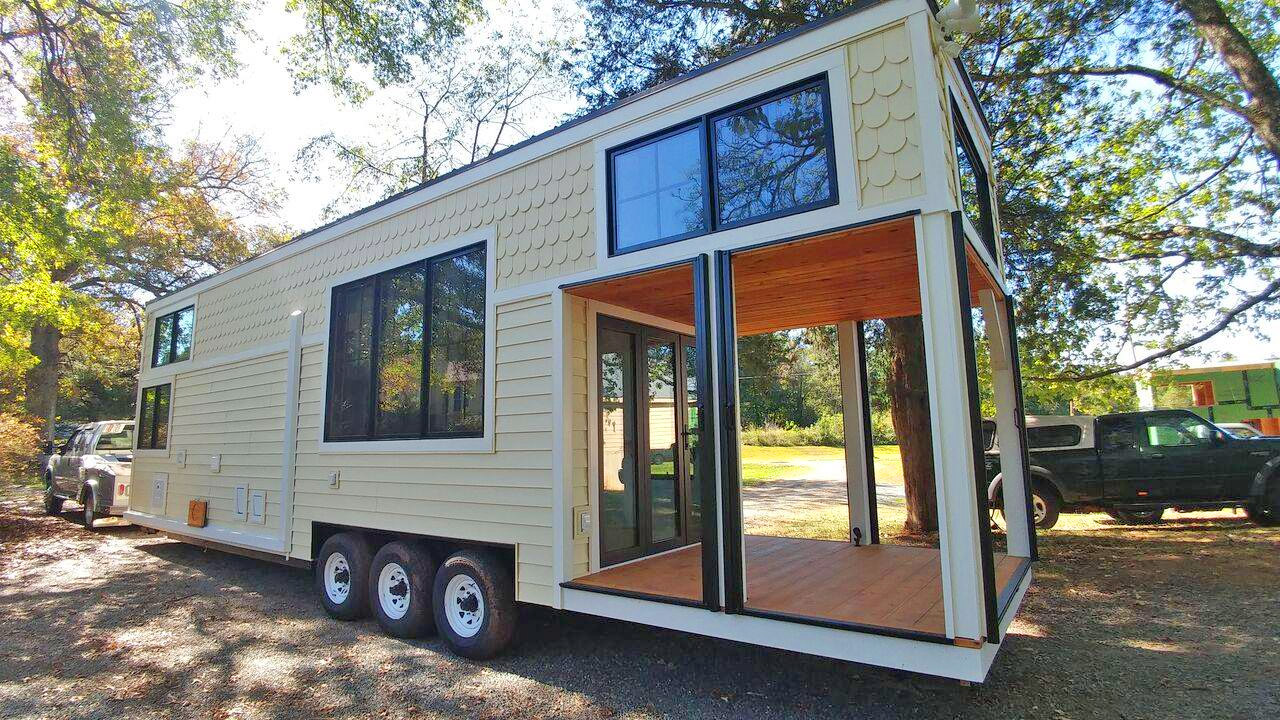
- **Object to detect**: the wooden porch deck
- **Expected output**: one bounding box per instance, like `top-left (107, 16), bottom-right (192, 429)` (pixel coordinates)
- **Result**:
top-left (569, 535), bottom-right (1026, 636)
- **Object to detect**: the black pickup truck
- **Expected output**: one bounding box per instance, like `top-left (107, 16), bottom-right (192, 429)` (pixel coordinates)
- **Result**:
top-left (984, 409), bottom-right (1280, 529)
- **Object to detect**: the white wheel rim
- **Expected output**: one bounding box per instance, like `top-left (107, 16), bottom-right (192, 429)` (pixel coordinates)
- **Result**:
top-left (378, 562), bottom-right (411, 620)
top-left (445, 574), bottom-right (484, 638)
top-left (324, 553), bottom-right (351, 604)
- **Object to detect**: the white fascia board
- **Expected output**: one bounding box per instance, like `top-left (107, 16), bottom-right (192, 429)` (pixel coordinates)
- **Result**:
top-left (144, 0), bottom-right (928, 317)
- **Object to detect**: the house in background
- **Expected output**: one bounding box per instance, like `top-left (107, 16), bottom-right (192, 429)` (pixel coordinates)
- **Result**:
top-left (1140, 360), bottom-right (1280, 435)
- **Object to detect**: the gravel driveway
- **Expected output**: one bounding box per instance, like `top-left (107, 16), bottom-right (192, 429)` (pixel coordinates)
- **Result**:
top-left (1, 481), bottom-right (1277, 720)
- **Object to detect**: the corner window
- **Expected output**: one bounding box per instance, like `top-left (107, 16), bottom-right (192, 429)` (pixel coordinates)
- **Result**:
top-left (152, 306), bottom-right (194, 367)
top-left (137, 384), bottom-right (171, 450)
top-left (325, 244), bottom-right (487, 442)
top-left (952, 98), bottom-right (997, 259)
top-left (607, 75), bottom-right (837, 256)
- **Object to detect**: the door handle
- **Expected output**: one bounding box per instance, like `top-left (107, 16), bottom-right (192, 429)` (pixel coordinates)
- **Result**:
top-left (1150, 452), bottom-right (1164, 459)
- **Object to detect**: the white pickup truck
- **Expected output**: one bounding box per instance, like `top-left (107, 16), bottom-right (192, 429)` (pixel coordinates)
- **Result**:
top-left (43, 420), bottom-right (134, 527)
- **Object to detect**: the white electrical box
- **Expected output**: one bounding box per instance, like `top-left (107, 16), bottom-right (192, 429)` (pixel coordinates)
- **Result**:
top-left (209, 454), bottom-right (221, 473)
top-left (151, 474), bottom-right (168, 513)
top-left (328, 470), bottom-right (340, 489)
top-left (175, 449), bottom-right (186, 467)
top-left (234, 485), bottom-right (248, 519)
top-left (248, 490), bottom-right (266, 524)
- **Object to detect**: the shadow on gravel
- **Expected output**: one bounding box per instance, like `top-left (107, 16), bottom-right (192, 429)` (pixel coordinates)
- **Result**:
top-left (2, 483), bottom-right (1278, 720)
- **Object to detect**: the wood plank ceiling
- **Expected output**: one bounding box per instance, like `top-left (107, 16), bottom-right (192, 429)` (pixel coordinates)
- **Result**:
top-left (565, 217), bottom-right (998, 337)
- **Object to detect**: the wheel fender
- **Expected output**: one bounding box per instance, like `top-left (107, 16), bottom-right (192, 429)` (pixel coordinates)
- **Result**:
top-left (988, 467), bottom-right (1060, 502)
top-left (78, 477), bottom-right (101, 504)
top-left (1250, 456), bottom-right (1280, 498)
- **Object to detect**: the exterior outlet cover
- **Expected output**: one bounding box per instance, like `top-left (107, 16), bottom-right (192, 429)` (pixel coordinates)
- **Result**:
top-left (328, 471), bottom-right (340, 489)
top-left (151, 474), bottom-right (168, 513)
top-left (210, 454), bottom-right (221, 473)
top-left (248, 490), bottom-right (266, 525)
top-left (574, 506), bottom-right (591, 538)
top-left (175, 449), bottom-right (186, 467)
top-left (234, 485), bottom-right (248, 519)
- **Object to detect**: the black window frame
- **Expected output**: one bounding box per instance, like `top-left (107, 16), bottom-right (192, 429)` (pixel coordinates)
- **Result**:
top-left (606, 74), bottom-right (839, 257)
top-left (323, 242), bottom-right (488, 443)
top-left (950, 95), bottom-right (998, 261)
top-left (151, 305), bottom-right (195, 367)
top-left (136, 383), bottom-right (171, 450)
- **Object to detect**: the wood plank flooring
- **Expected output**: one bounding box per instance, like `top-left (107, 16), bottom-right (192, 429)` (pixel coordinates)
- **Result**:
top-left (569, 535), bottom-right (1027, 636)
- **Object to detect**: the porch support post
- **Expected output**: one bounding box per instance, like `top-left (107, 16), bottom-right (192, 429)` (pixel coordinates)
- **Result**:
top-left (979, 289), bottom-right (1032, 558)
top-left (838, 320), bottom-right (877, 544)
top-left (914, 211), bottom-right (989, 643)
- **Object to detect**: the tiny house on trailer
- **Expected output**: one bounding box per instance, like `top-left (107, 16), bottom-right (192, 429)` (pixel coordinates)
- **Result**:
top-left (126, 0), bottom-right (1038, 682)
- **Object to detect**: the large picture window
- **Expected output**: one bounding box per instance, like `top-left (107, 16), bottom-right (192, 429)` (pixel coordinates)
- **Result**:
top-left (607, 75), bottom-right (837, 255)
top-left (324, 244), bottom-right (487, 441)
top-left (137, 384), bottom-right (171, 450)
top-left (152, 306), bottom-right (194, 367)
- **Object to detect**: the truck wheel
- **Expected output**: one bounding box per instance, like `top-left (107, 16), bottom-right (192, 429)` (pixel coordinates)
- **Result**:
top-left (433, 549), bottom-right (516, 660)
top-left (43, 476), bottom-right (63, 515)
top-left (315, 532), bottom-right (374, 620)
top-left (1106, 508), bottom-right (1165, 524)
top-left (1031, 484), bottom-right (1060, 529)
top-left (1245, 486), bottom-right (1279, 526)
top-left (369, 540), bottom-right (437, 638)
top-left (82, 487), bottom-right (97, 528)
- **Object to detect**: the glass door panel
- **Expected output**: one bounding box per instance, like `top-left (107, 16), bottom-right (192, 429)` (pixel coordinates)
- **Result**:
top-left (683, 340), bottom-right (702, 542)
top-left (647, 339), bottom-right (681, 544)
top-left (599, 328), bottom-right (640, 560)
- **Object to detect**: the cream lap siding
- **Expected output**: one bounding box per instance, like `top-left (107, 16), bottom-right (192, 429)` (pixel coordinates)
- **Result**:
top-left (289, 295), bottom-right (558, 606)
top-left (848, 22), bottom-right (925, 207)
top-left (569, 296), bottom-right (590, 578)
top-left (192, 142), bottom-right (596, 361)
top-left (131, 353), bottom-right (288, 530)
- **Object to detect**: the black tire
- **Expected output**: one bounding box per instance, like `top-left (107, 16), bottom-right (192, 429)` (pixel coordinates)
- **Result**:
top-left (369, 540), bottom-right (437, 639)
top-left (43, 476), bottom-right (63, 515)
top-left (1030, 483), bottom-right (1060, 529)
top-left (432, 549), bottom-right (516, 660)
top-left (1106, 508), bottom-right (1165, 524)
top-left (1245, 485), bottom-right (1279, 526)
top-left (315, 532), bottom-right (374, 620)
top-left (82, 487), bottom-right (97, 528)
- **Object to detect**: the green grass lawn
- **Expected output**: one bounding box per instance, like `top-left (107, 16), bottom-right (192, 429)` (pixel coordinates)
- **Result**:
top-left (740, 444), bottom-right (904, 486)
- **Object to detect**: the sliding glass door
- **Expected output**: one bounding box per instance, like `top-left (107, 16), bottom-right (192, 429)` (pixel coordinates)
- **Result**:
top-left (598, 316), bottom-right (700, 566)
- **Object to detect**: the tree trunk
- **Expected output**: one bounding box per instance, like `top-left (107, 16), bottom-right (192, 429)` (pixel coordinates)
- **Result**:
top-left (24, 322), bottom-right (61, 441)
top-left (884, 316), bottom-right (938, 534)
top-left (1174, 0), bottom-right (1280, 166)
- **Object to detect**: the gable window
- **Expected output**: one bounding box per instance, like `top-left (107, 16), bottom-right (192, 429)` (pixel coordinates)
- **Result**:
top-left (137, 384), bottom-right (171, 450)
top-left (952, 98), bottom-right (997, 259)
top-left (325, 243), bottom-right (486, 442)
top-left (607, 75), bottom-right (837, 256)
top-left (152, 306), bottom-right (194, 367)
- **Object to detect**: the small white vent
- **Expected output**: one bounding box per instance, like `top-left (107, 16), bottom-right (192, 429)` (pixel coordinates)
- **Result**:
top-left (248, 490), bottom-right (266, 525)
top-left (234, 485), bottom-right (248, 519)
top-left (151, 474), bottom-right (168, 513)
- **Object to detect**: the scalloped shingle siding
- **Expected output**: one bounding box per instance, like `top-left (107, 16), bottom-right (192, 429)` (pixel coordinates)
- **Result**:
top-left (849, 23), bottom-right (925, 206)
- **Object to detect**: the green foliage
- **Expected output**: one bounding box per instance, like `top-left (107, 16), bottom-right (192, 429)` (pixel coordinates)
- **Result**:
top-left (56, 310), bottom-right (142, 422)
top-left (283, 0), bottom-right (486, 100)
top-left (740, 410), bottom-right (896, 447)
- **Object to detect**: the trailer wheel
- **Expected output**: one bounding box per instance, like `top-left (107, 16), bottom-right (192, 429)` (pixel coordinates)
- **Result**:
top-left (432, 549), bottom-right (516, 660)
top-left (369, 540), bottom-right (437, 638)
top-left (315, 532), bottom-right (373, 620)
